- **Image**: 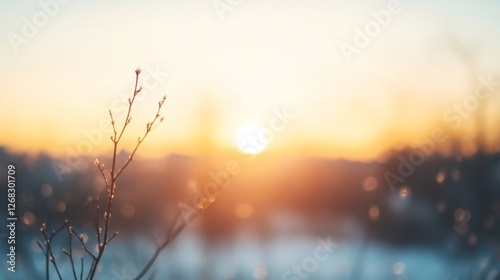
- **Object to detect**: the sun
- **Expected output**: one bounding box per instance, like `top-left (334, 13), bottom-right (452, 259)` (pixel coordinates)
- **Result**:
top-left (235, 123), bottom-right (267, 154)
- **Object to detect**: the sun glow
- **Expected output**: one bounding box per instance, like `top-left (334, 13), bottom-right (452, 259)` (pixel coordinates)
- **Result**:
top-left (236, 123), bottom-right (267, 154)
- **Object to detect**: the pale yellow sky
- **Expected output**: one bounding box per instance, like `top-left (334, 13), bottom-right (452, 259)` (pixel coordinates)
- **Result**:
top-left (1, 0), bottom-right (500, 159)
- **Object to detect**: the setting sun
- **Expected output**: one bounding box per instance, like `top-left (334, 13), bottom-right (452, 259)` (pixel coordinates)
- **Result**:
top-left (236, 123), bottom-right (267, 154)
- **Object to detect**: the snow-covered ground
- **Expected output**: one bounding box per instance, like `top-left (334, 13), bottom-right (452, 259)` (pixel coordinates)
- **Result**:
top-left (12, 225), bottom-right (489, 280)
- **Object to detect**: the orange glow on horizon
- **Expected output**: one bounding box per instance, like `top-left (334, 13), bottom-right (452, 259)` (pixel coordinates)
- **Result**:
top-left (2, 1), bottom-right (500, 160)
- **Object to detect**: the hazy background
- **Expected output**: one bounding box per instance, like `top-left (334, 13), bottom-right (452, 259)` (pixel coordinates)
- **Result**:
top-left (1, 0), bottom-right (500, 158)
top-left (1, 0), bottom-right (500, 279)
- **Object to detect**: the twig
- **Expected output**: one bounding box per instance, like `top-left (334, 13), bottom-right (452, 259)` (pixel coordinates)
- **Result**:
top-left (88, 69), bottom-right (166, 279)
top-left (40, 68), bottom-right (168, 280)
top-left (80, 258), bottom-right (84, 280)
top-left (62, 225), bottom-right (78, 280)
top-left (41, 222), bottom-right (66, 280)
top-left (114, 96), bottom-right (166, 180)
top-left (133, 207), bottom-right (196, 280)
top-left (71, 228), bottom-right (97, 260)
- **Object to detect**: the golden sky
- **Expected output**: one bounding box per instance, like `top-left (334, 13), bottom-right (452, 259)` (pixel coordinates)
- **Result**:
top-left (1, 0), bottom-right (500, 160)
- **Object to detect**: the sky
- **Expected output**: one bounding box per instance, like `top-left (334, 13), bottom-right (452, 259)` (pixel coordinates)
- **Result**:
top-left (1, 0), bottom-right (500, 160)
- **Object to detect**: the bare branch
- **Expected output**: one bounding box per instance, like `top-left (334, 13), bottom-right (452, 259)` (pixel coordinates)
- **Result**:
top-left (71, 228), bottom-right (97, 260)
top-left (63, 225), bottom-right (79, 280)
